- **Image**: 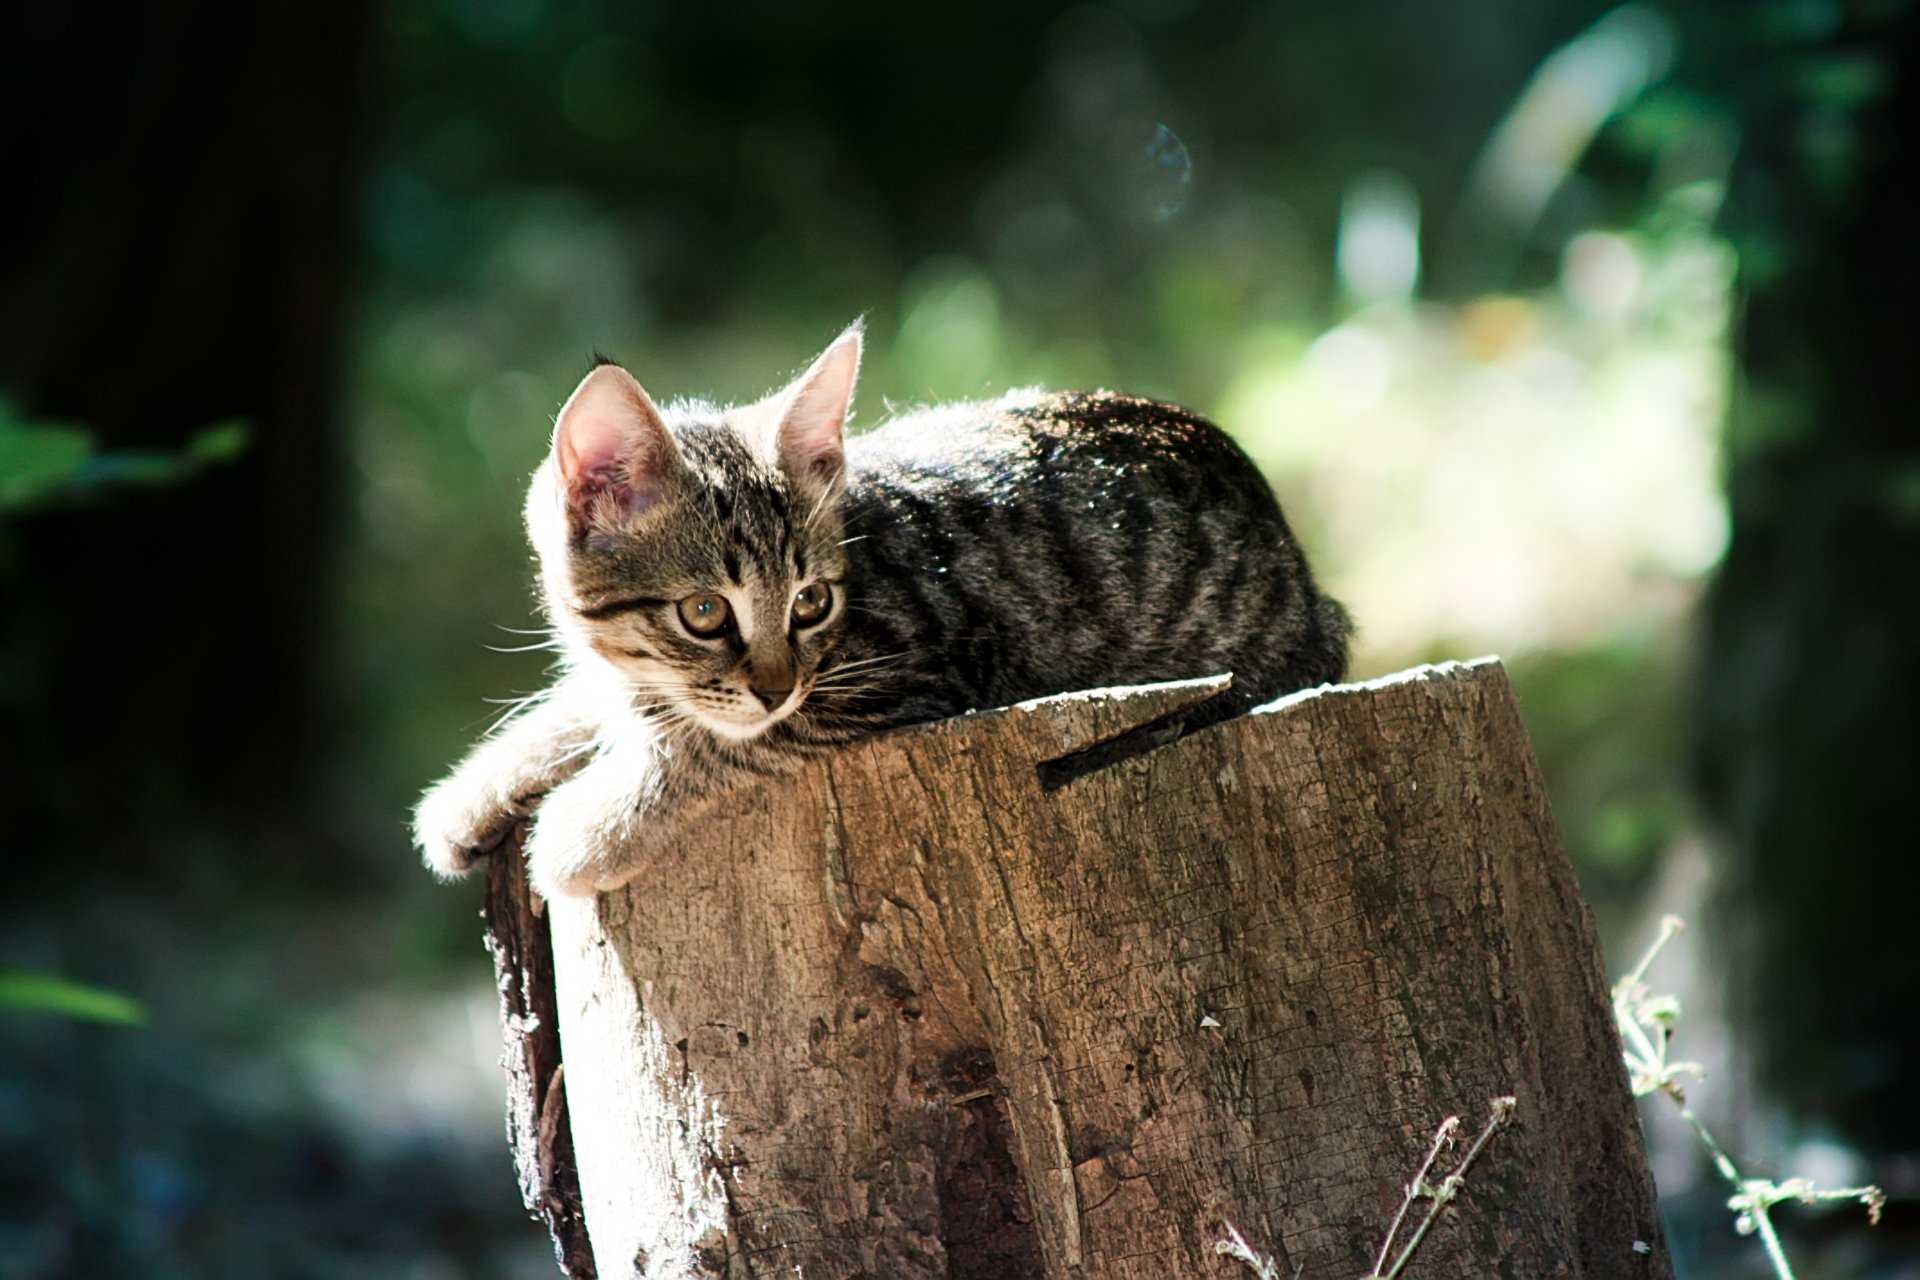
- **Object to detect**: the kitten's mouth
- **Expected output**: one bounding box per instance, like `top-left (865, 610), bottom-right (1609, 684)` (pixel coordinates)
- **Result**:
top-left (695, 690), bottom-right (804, 741)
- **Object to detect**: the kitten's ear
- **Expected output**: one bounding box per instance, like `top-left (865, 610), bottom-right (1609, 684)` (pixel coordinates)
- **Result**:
top-left (771, 321), bottom-right (862, 488)
top-left (551, 364), bottom-right (677, 537)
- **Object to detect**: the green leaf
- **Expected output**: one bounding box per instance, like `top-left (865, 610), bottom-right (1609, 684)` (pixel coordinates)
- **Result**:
top-left (0, 970), bottom-right (146, 1026)
top-left (186, 418), bottom-right (250, 462)
top-left (0, 422), bottom-right (97, 512)
top-left (0, 395), bottom-right (250, 514)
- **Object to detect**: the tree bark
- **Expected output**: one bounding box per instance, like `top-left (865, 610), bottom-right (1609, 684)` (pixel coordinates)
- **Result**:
top-left (486, 659), bottom-right (1670, 1279)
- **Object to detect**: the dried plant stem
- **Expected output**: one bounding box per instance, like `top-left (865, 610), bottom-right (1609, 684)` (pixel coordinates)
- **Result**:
top-left (1367, 1116), bottom-right (1458, 1278)
top-left (1365, 1096), bottom-right (1518, 1280)
top-left (1213, 1218), bottom-right (1284, 1280)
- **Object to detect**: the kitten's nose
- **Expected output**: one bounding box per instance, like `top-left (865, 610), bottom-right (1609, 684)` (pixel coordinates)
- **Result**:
top-left (750, 680), bottom-right (794, 712)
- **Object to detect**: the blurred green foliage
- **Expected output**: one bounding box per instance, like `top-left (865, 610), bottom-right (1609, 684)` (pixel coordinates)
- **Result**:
top-left (0, 401), bottom-right (247, 515)
top-left (1510, 637), bottom-right (1692, 892)
top-left (0, 971), bottom-right (145, 1027)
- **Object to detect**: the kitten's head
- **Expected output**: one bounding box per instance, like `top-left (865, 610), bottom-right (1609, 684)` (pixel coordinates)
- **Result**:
top-left (527, 324), bottom-right (862, 741)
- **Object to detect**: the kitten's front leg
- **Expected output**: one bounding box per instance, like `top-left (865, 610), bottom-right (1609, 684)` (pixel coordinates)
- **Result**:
top-left (414, 694), bottom-right (597, 879)
top-left (520, 750), bottom-right (655, 900)
top-left (524, 725), bottom-right (740, 899)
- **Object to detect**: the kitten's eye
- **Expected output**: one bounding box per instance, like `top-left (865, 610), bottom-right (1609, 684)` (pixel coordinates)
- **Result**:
top-left (791, 582), bottom-right (833, 627)
top-left (677, 593), bottom-right (732, 636)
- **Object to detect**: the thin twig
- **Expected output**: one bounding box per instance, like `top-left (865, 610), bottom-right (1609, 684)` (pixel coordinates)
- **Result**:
top-left (1366, 1097), bottom-right (1517, 1279)
top-left (1368, 1116), bottom-right (1459, 1277)
top-left (1213, 1217), bottom-right (1283, 1280)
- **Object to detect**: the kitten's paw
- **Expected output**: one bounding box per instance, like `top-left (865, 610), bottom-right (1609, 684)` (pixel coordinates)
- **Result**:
top-left (522, 779), bottom-right (639, 900)
top-left (525, 848), bottom-right (606, 901)
top-left (413, 774), bottom-right (536, 879)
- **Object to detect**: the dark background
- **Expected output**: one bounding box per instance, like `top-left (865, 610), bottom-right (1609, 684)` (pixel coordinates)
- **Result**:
top-left (2, 1), bottom-right (1914, 1275)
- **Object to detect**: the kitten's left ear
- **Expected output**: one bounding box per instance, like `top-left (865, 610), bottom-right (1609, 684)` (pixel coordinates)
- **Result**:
top-left (771, 321), bottom-right (862, 488)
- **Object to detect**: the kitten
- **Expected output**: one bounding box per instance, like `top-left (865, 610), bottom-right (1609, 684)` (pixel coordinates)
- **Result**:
top-left (414, 323), bottom-right (1350, 898)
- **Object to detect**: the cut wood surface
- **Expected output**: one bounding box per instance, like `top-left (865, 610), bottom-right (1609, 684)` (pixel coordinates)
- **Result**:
top-left (484, 659), bottom-right (1671, 1279)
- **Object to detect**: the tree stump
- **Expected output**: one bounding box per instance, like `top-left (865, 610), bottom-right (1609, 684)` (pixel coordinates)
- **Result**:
top-left (483, 659), bottom-right (1671, 1279)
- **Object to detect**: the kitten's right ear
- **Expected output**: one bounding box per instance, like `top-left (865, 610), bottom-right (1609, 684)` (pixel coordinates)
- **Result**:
top-left (552, 364), bottom-right (677, 538)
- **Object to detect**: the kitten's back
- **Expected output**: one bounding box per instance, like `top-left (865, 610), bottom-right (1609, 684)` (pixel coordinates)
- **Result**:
top-left (823, 390), bottom-right (1350, 730)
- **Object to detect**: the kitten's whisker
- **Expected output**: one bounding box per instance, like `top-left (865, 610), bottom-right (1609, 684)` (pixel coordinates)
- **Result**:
top-left (615, 683), bottom-right (712, 734)
top-left (809, 673), bottom-right (912, 698)
top-left (482, 690), bottom-right (558, 732)
top-left (550, 739), bottom-right (598, 769)
top-left (510, 719), bottom-right (600, 744)
top-left (815, 657), bottom-right (916, 678)
top-left (811, 676), bottom-right (908, 696)
top-left (810, 667), bottom-right (913, 687)
top-left (820, 651), bottom-right (913, 674)
top-left (806, 679), bottom-right (910, 710)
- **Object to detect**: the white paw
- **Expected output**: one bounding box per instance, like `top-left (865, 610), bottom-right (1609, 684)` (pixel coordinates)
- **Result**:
top-left (413, 773), bottom-right (530, 880)
top-left (523, 775), bottom-right (641, 900)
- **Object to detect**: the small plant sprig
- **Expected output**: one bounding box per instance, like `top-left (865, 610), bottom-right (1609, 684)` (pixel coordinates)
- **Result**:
top-left (1613, 915), bottom-right (1885, 1279)
top-left (1214, 1095), bottom-right (1516, 1280)
top-left (1362, 1097), bottom-right (1517, 1280)
top-left (1214, 1218), bottom-right (1286, 1280)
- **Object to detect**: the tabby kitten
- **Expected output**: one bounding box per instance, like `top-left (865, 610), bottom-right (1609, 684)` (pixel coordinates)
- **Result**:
top-left (414, 323), bottom-right (1350, 898)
